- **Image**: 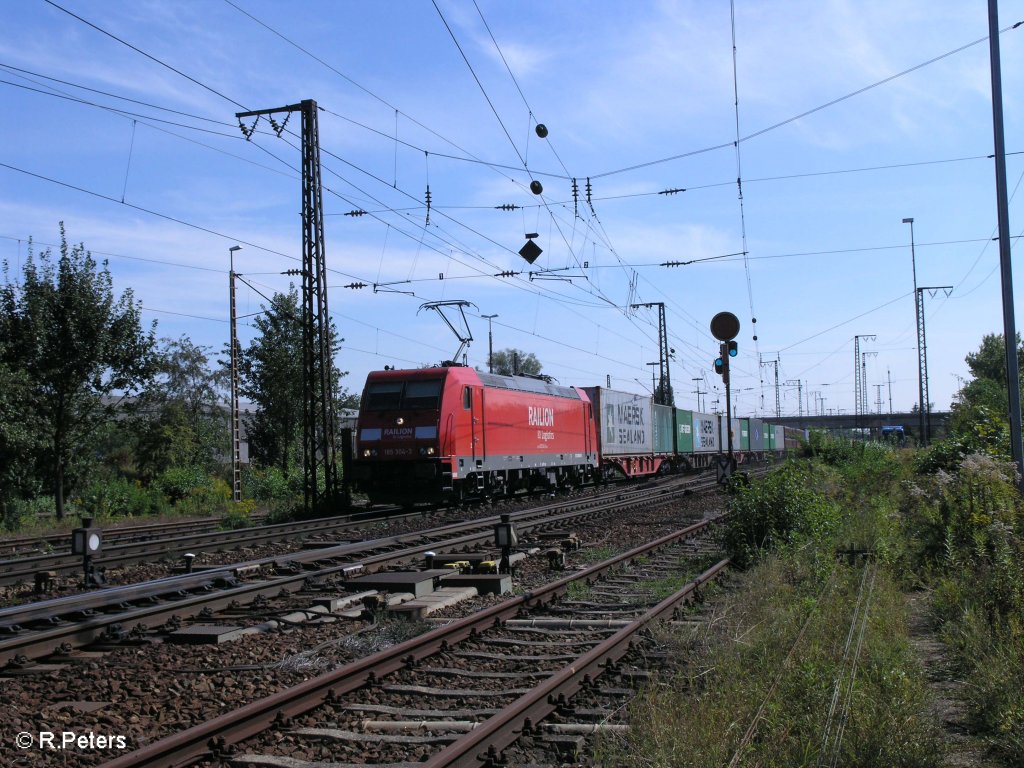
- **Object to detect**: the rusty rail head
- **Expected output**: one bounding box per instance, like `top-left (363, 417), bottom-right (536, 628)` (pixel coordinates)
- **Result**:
top-left (419, 558), bottom-right (731, 768)
top-left (100, 517), bottom-right (722, 768)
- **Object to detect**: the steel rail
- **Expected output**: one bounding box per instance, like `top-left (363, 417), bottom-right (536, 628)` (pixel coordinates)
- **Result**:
top-left (99, 516), bottom-right (721, 768)
top-left (0, 473), bottom-right (700, 585)
top-left (0, 481), bottom-right (690, 663)
top-left (423, 558), bottom-right (731, 768)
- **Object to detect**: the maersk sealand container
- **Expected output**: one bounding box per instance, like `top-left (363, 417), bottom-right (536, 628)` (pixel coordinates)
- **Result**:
top-left (583, 387), bottom-right (654, 456)
top-left (692, 411), bottom-right (721, 453)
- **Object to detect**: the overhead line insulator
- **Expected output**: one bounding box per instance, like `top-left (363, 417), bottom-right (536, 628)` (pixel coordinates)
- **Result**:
top-left (495, 204), bottom-right (521, 211)
top-left (345, 209), bottom-right (368, 217)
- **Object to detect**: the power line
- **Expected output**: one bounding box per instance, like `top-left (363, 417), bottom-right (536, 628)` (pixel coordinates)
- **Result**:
top-left (432, 0), bottom-right (527, 170)
top-left (0, 62), bottom-right (231, 126)
top-left (592, 19), bottom-right (1024, 179)
top-left (42, 0), bottom-right (248, 111)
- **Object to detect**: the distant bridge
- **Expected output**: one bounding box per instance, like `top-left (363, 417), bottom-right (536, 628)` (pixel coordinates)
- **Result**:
top-left (770, 411), bottom-right (951, 441)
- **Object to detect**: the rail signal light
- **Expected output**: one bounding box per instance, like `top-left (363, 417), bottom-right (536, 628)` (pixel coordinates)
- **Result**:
top-left (71, 516), bottom-right (104, 588)
top-left (728, 340), bottom-right (738, 357)
top-left (714, 356), bottom-right (724, 375)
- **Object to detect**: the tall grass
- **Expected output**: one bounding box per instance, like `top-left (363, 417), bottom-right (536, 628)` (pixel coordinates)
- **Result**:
top-left (600, 437), bottom-right (942, 767)
top-left (903, 450), bottom-right (1024, 763)
top-left (600, 554), bottom-right (940, 767)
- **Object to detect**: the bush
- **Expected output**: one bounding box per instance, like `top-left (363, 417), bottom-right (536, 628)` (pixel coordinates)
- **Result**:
top-left (722, 461), bottom-right (839, 569)
top-left (154, 465), bottom-right (209, 503)
top-left (75, 476), bottom-right (169, 519)
top-left (1, 495), bottom-right (58, 532)
top-left (219, 500), bottom-right (256, 530)
top-left (805, 431), bottom-right (863, 465)
top-left (913, 436), bottom-right (973, 475)
top-left (243, 466), bottom-right (296, 502)
top-left (904, 451), bottom-right (1024, 761)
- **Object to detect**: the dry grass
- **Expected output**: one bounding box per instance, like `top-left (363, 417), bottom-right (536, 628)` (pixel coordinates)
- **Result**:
top-left (598, 552), bottom-right (941, 768)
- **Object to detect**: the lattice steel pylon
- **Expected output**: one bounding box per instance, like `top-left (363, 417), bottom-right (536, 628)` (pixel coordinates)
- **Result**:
top-left (853, 335), bottom-right (875, 427)
top-left (916, 286), bottom-right (953, 447)
top-left (760, 355), bottom-right (780, 418)
top-left (238, 100), bottom-right (338, 515)
top-left (631, 302), bottom-right (673, 405)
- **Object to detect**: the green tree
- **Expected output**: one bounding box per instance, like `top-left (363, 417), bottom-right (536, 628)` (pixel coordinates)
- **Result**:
top-left (0, 358), bottom-right (44, 519)
top-left (133, 336), bottom-right (228, 478)
top-left (488, 348), bottom-right (542, 376)
top-left (0, 225), bottom-right (157, 517)
top-left (945, 333), bottom-right (1024, 460)
top-left (237, 286), bottom-right (355, 477)
top-left (238, 287), bottom-right (304, 476)
top-left (965, 332), bottom-right (1022, 383)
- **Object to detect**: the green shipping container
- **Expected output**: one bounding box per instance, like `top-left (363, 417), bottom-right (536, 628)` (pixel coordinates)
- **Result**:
top-left (652, 404), bottom-right (675, 453)
top-left (675, 408), bottom-right (694, 454)
top-left (766, 423), bottom-right (776, 450)
top-left (740, 418), bottom-right (750, 451)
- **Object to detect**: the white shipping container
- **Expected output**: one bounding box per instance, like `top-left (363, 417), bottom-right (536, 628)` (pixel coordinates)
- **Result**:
top-left (691, 411), bottom-right (720, 453)
top-left (773, 425), bottom-right (785, 450)
top-left (720, 417), bottom-right (742, 451)
top-left (584, 387), bottom-right (653, 456)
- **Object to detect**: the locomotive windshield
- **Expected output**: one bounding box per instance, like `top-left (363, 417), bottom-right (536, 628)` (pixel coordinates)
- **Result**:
top-left (404, 379), bottom-right (443, 409)
top-left (364, 378), bottom-right (443, 411)
top-left (364, 381), bottom-right (402, 410)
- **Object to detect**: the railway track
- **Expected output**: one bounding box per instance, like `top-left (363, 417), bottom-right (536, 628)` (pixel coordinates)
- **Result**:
top-left (0, 516), bottom-right (258, 558)
top-left (100, 517), bottom-right (729, 768)
top-left (0, 506), bottom-right (425, 587)
top-left (0, 474), bottom-right (713, 666)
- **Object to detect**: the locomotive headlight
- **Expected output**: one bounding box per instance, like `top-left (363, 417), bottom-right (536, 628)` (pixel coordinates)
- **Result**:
top-left (419, 446), bottom-right (436, 456)
top-left (395, 417), bottom-right (405, 425)
top-left (362, 448), bottom-right (377, 458)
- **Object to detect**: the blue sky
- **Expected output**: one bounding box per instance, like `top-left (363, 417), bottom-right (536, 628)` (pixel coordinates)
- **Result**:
top-left (2, 0), bottom-right (1022, 420)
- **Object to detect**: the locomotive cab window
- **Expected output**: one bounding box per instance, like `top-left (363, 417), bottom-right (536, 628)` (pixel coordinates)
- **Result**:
top-left (364, 381), bottom-right (403, 410)
top-left (404, 379), bottom-right (443, 410)
top-left (463, 386), bottom-right (471, 410)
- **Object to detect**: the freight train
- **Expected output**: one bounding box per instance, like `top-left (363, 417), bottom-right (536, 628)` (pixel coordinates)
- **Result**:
top-left (350, 366), bottom-right (805, 506)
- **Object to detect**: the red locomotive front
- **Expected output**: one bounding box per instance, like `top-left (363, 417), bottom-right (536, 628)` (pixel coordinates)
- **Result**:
top-left (351, 366), bottom-right (598, 505)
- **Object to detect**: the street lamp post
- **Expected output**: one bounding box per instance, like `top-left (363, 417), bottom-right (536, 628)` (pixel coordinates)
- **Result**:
top-left (229, 245), bottom-right (242, 503)
top-left (482, 314), bottom-right (498, 373)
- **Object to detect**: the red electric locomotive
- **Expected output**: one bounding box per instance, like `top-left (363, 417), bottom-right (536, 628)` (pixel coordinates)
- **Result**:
top-left (350, 366), bottom-right (599, 505)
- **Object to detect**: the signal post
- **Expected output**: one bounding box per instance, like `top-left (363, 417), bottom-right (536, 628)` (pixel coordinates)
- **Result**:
top-left (711, 312), bottom-right (740, 482)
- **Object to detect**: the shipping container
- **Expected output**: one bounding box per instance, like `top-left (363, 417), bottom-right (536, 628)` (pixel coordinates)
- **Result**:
top-left (675, 408), bottom-right (694, 454)
top-left (692, 411), bottom-right (721, 453)
top-left (652, 403), bottom-right (675, 454)
top-left (773, 425), bottom-right (785, 451)
top-left (583, 387), bottom-right (654, 456)
top-left (720, 417), bottom-right (742, 452)
top-left (748, 418), bottom-right (765, 451)
top-left (783, 425), bottom-right (805, 450)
